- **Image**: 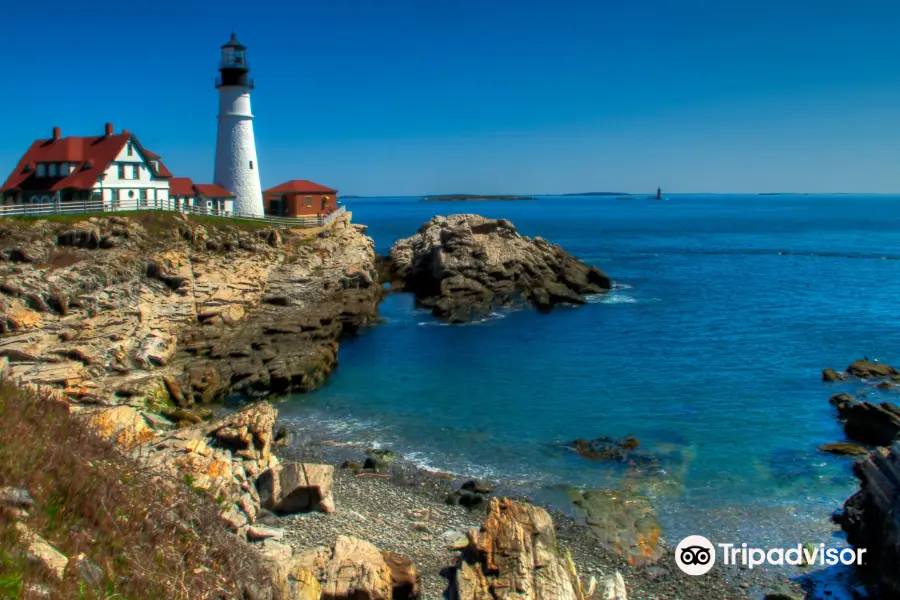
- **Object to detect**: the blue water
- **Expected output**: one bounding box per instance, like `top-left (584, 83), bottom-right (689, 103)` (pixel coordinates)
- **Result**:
top-left (280, 194), bottom-right (900, 545)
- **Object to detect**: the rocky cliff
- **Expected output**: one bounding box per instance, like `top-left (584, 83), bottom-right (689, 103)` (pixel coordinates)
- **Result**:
top-left (837, 444), bottom-right (900, 596)
top-left (388, 215), bottom-right (612, 323)
top-left (0, 212), bottom-right (379, 421)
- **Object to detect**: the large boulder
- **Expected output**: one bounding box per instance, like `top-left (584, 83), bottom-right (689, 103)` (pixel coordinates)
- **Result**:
top-left (256, 462), bottom-right (335, 514)
top-left (84, 406), bottom-right (156, 450)
top-left (388, 215), bottom-right (612, 323)
top-left (256, 540), bottom-right (322, 600)
top-left (836, 443), bottom-right (900, 596)
top-left (847, 359), bottom-right (899, 379)
top-left (839, 401), bottom-right (900, 446)
top-left (449, 498), bottom-right (586, 600)
top-left (208, 402), bottom-right (277, 461)
top-left (294, 535), bottom-right (419, 600)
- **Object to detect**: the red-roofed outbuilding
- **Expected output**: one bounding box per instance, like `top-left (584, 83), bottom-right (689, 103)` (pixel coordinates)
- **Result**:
top-left (169, 178), bottom-right (235, 215)
top-left (263, 180), bottom-right (338, 217)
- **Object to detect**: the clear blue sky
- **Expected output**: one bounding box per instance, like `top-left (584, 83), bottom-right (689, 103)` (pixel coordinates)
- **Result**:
top-left (3, 0), bottom-right (899, 195)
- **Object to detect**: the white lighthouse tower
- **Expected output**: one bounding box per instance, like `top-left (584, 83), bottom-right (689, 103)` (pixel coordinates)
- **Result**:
top-left (214, 33), bottom-right (264, 216)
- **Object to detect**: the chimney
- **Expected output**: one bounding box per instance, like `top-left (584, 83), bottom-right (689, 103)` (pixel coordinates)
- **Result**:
top-left (52, 126), bottom-right (61, 140)
top-left (105, 122), bottom-right (114, 136)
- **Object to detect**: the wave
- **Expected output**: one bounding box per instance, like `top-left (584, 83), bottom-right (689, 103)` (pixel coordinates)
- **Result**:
top-left (586, 292), bottom-right (639, 304)
top-left (417, 311), bottom-right (508, 326)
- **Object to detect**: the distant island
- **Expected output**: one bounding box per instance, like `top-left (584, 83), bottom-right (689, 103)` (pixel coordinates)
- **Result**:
top-left (558, 192), bottom-right (630, 197)
top-left (423, 194), bottom-right (537, 202)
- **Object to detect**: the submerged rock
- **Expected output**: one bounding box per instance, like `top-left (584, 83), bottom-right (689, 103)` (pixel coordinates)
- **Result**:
top-left (388, 214), bottom-right (612, 323)
top-left (570, 436), bottom-right (643, 462)
top-left (818, 442), bottom-right (870, 457)
top-left (568, 488), bottom-right (663, 566)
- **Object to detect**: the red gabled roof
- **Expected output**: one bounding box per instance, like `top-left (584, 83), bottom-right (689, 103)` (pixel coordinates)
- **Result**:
top-left (168, 177), bottom-right (196, 197)
top-left (264, 179), bottom-right (337, 194)
top-left (1, 134), bottom-right (130, 192)
top-left (193, 184), bottom-right (234, 198)
top-left (141, 149), bottom-right (173, 177)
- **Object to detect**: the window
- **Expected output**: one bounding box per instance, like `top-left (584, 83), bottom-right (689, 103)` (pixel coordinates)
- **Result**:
top-left (48, 163), bottom-right (57, 177)
top-left (139, 189), bottom-right (147, 207)
top-left (127, 142), bottom-right (134, 156)
top-left (128, 190), bottom-right (135, 199)
top-left (36, 164), bottom-right (46, 177)
top-left (118, 164), bottom-right (126, 179)
top-left (150, 160), bottom-right (158, 171)
top-left (91, 190), bottom-right (102, 202)
top-left (305, 196), bottom-right (312, 208)
top-left (59, 162), bottom-right (67, 174)
top-left (249, 160), bottom-right (253, 170)
top-left (132, 164), bottom-right (140, 180)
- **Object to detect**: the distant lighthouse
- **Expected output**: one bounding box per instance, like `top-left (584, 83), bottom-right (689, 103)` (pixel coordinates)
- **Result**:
top-left (214, 33), bottom-right (264, 216)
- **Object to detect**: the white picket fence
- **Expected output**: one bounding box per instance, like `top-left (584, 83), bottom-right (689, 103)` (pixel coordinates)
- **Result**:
top-left (0, 198), bottom-right (346, 229)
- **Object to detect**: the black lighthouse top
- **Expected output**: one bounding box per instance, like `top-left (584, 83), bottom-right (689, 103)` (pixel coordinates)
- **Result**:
top-left (217, 33), bottom-right (253, 89)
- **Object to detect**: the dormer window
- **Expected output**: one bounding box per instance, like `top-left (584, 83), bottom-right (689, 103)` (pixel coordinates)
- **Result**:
top-left (127, 142), bottom-right (134, 157)
top-left (37, 164), bottom-right (46, 177)
top-left (150, 160), bottom-right (159, 171)
top-left (48, 163), bottom-right (57, 177)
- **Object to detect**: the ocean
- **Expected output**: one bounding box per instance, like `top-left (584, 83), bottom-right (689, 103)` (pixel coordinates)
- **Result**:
top-left (278, 193), bottom-right (900, 548)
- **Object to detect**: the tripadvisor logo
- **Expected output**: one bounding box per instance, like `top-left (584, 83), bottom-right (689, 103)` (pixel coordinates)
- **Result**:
top-left (675, 535), bottom-right (716, 575)
top-left (674, 535), bottom-right (868, 576)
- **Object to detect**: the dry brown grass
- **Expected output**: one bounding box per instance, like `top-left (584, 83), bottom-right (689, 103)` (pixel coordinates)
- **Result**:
top-left (0, 382), bottom-right (278, 599)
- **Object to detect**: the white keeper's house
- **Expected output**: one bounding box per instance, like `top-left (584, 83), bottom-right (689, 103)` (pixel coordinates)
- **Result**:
top-left (0, 123), bottom-right (234, 216)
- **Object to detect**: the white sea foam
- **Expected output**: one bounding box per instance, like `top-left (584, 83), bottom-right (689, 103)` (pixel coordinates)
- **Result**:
top-left (586, 292), bottom-right (639, 304)
top-left (417, 311), bottom-right (508, 327)
top-left (613, 283), bottom-right (634, 290)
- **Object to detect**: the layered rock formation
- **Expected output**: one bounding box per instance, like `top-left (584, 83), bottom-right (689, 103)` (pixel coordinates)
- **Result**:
top-left (450, 498), bottom-right (589, 600)
top-left (0, 212), bottom-right (378, 424)
top-left (836, 443), bottom-right (900, 596)
top-left (388, 215), bottom-right (612, 323)
top-left (0, 213), bottom-right (403, 599)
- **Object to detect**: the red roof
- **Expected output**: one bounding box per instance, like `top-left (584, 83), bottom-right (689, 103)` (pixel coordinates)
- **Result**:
top-left (193, 184), bottom-right (234, 198)
top-left (1, 130), bottom-right (173, 192)
top-left (264, 180), bottom-right (337, 194)
top-left (141, 149), bottom-right (173, 177)
top-left (169, 177), bottom-right (196, 197)
top-left (2, 134), bottom-right (130, 192)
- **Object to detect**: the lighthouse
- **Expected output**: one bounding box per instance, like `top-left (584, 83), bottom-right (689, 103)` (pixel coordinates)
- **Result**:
top-left (214, 33), bottom-right (264, 216)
